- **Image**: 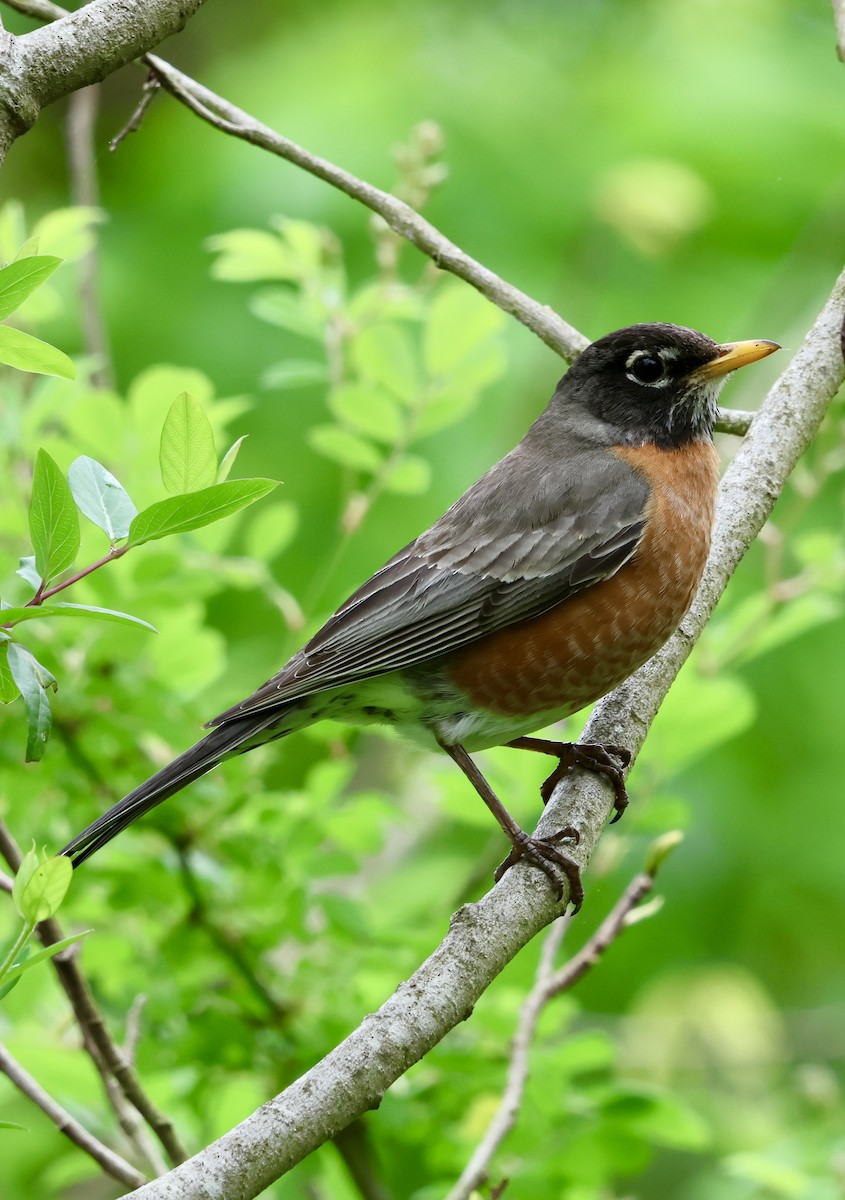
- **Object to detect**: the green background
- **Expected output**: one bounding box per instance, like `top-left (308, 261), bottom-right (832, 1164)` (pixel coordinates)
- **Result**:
top-left (2, 0), bottom-right (844, 1197)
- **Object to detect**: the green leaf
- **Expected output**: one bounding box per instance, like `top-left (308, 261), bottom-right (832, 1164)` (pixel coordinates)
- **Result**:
top-left (216, 436), bottom-right (248, 483)
top-left (0, 643), bottom-right (19, 703)
top-left (206, 229), bottom-right (297, 281)
top-left (0, 1122), bottom-right (28, 1131)
top-left (350, 323), bottom-right (419, 403)
top-left (268, 215), bottom-right (327, 273)
top-left (640, 671), bottom-right (756, 774)
top-left (260, 359), bottom-right (331, 390)
top-left (307, 425), bottom-right (383, 472)
top-left (12, 851), bottom-right (73, 922)
top-left (159, 393), bottom-right (218, 495)
top-left (381, 455), bottom-right (432, 495)
top-left (244, 501), bottom-right (299, 560)
top-left (328, 383), bottom-right (403, 443)
top-left (16, 557), bottom-right (41, 589)
top-left (0, 255), bottom-right (62, 319)
top-left (0, 603), bottom-right (155, 632)
top-left (0, 326), bottom-right (75, 378)
top-left (7, 644), bottom-right (56, 761)
top-left (424, 281), bottom-right (505, 374)
top-left (127, 478), bottom-right (280, 547)
top-left (67, 455), bottom-right (137, 540)
top-left (2, 929), bottom-right (92, 985)
top-left (28, 449), bottom-right (81, 583)
top-left (414, 385), bottom-right (481, 438)
top-left (249, 288), bottom-right (326, 340)
top-left (32, 206), bottom-right (106, 261)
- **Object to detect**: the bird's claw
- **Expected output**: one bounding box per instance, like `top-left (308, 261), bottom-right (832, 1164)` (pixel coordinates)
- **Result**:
top-left (539, 741), bottom-right (631, 821)
top-left (494, 825), bottom-right (583, 911)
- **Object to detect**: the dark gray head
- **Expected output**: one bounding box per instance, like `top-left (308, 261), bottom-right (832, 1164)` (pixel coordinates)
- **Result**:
top-left (555, 323), bottom-right (779, 448)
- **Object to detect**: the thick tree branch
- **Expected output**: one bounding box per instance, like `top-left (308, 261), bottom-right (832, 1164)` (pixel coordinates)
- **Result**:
top-left (0, 1042), bottom-right (147, 1189)
top-left (0, 0), bottom-right (207, 161)
top-left (122, 266), bottom-right (845, 1200)
top-left (448, 869), bottom-right (654, 1200)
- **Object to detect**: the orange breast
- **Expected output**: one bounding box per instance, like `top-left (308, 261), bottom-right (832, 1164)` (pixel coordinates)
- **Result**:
top-left (445, 441), bottom-right (719, 718)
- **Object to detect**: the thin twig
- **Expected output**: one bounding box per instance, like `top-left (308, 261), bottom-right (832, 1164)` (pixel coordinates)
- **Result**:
top-left (4, 0), bottom-right (753, 439)
top-left (447, 872), bottom-right (652, 1200)
top-left (714, 407), bottom-right (754, 436)
top-left (145, 59), bottom-right (589, 363)
top-left (65, 83), bottom-right (113, 388)
top-left (0, 1042), bottom-right (147, 1189)
top-left (0, 821), bottom-right (187, 1167)
top-left (3, 0), bottom-right (64, 17)
top-left (123, 994), bottom-right (147, 1066)
top-left (1, 546), bottom-right (131, 632)
top-left (3, 0), bottom-right (583, 360)
top-left (110, 69), bottom-right (161, 150)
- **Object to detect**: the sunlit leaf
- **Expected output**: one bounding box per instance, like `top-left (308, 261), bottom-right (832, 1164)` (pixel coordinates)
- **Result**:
top-left (67, 455), bottom-right (137, 540)
top-left (207, 228), bottom-right (297, 281)
top-left (423, 282), bottom-right (505, 375)
top-left (249, 288), bottom-right (325, 340)
top-left (0, 255), bottom-right (62, 319)
top-left (307, 425), bottom-right (382, 472)
top-left (328, 383), bottom-right (403, 443)
top-left (381, 455), bottom-right (431, 494)
top-left (350, 323), bottom-right (419, 403)
top-left (28, 450), bottom-right (80, 584)
top-left (2, 929), bottom-right (92, 985)
top-left (260, 359), bottom-right (331, 390)
top-left (159, 393), bottom-right (218, 495)
top-left (217, 436), bottom-right (248, 483)
top-left (0, 643), bottom-right (19, 704)
top-left (12, 852), bottom-right (73, 923)
top-left (0, 603), bottom-right (155, 632)
top-left (244, 501), bottom-right (299, 560)
top-left (0, 326), bottom-right (75, 378)
top-left (32, 206), bottom-right (106, 261)
top-left (127, 479), bottom-right (280, 547)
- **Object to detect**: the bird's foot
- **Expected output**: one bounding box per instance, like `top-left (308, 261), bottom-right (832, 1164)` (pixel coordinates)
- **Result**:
top-left (494, 825), bottom-right (583, 910)
top-left (507, 737), bottom-right (631, 820)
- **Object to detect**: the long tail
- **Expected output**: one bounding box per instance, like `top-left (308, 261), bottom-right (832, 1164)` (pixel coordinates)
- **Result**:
top-left (61, 710), bottom-right (290, 867)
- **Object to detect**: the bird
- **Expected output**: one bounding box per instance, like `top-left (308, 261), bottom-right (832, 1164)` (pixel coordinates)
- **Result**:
top-left (61, 323), bottom-right (779, 908)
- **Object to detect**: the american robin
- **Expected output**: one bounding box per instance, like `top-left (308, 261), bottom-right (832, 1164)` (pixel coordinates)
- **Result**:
top-left (61, 323), bottom-right (779, 907)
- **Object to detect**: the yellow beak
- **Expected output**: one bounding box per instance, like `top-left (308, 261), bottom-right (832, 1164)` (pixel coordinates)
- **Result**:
top-left (698, 339), bottom-right (781, 378)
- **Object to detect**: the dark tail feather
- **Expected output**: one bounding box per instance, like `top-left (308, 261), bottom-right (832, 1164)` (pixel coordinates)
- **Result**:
top-left (61, 712), bottom-right (287, 867)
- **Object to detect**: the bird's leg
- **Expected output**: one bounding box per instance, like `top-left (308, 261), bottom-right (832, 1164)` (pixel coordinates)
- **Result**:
top-left (438, 740), bottom-right (584, 910)
top-left (506, 736), bottom-right (631, 821)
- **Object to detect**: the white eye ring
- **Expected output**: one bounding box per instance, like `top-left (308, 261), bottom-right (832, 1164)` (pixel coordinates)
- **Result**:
top-left (625, 349), bottom-right (669, 387)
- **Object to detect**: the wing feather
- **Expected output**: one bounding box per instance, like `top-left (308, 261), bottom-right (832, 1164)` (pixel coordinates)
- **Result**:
top-left (210, 439), bottom-right (651, 724)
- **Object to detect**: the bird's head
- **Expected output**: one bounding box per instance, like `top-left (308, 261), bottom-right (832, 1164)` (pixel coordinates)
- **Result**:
top-left (560, 323), bottom-right (780, 448)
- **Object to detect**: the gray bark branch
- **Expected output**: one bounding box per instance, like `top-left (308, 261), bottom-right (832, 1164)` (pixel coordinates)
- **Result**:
top-left (0, 0), bottom-right (207, 160)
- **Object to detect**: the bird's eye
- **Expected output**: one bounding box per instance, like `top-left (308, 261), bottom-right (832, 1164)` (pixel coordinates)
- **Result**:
top-left (627, 353), bottom-right (665, 385)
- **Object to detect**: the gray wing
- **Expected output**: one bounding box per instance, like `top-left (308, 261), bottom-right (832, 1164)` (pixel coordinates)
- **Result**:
top-left (209, 438), bottom-right (650, 724)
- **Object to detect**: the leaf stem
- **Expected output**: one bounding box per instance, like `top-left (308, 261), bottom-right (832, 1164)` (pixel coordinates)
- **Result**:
top-left (25, 545), bottom-right (129, 609)
top-left (0, 919), bottom-right (35, 986)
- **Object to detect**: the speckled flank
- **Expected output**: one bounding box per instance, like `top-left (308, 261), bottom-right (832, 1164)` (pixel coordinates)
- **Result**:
top-left (445, 441), bottom-right (719, 719)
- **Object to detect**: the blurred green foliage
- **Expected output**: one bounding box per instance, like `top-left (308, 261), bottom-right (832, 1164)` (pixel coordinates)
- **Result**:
top-left (2, 0), bottom-right (845, 1197)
